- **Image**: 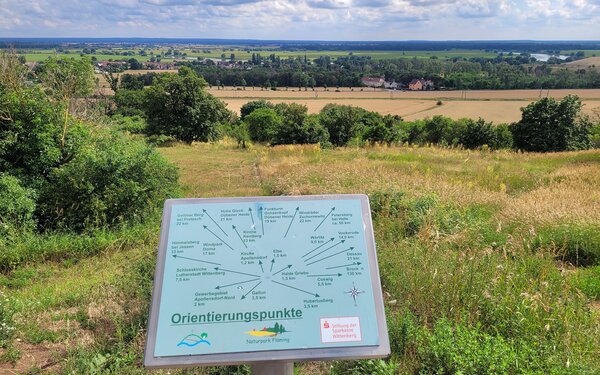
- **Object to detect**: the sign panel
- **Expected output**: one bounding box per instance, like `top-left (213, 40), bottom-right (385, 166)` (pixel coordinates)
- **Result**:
top-left (145, 195), bottom-right (389, 368)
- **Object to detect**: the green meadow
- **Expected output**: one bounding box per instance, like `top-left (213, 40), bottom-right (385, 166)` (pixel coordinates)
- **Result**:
top-left (2, 141), bottom-right (599, 373)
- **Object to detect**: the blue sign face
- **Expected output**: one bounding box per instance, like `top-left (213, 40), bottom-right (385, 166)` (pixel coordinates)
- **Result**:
top-left (152, 197), bottom-right (381, 357)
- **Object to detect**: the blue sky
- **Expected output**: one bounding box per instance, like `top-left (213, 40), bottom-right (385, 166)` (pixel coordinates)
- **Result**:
top-left (1, 0), bottom-right (599, 40)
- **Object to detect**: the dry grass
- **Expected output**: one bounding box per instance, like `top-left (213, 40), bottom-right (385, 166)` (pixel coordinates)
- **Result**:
top-left (256, 145), bottom-right (600, 228)
top-left (564, 57), bottom-right (600, 71)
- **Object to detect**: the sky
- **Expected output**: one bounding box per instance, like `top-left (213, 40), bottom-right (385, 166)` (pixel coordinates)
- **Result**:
top-left (1, 0), bottom-right (599, 40)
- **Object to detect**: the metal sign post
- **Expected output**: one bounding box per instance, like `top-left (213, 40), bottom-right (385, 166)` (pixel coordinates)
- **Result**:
top-left (144, 194), bottom-right (390, 371)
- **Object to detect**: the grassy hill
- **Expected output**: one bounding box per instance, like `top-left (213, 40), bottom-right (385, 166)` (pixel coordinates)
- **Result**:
top-left (1, 142), bottom-right (599, 373)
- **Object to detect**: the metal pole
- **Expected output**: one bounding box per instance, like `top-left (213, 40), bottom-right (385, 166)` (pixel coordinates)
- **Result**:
top-left (250, 361), bottom-right (293, 375)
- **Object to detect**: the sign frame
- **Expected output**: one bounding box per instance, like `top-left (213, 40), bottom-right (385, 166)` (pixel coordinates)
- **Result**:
top-left (144, 194), bottom-right (390, 368)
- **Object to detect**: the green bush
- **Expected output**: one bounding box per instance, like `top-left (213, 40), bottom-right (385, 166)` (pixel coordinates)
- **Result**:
top-left (36, 132), bottom-right (179, 232)
top-left (418, 319), bottom-right (525, 374)
top-left (145, 67), bottom-right (233, 144)
top-left (111, 115), bottom-right (147, 134)
top-left (400, 120), bottom-right (427, 145)
top-left (245, 107), bottom-right (282, 143)
top-left (227, 122), bottom-right (251, 148)
top-left (239, 99), bottom-right (274, 120)
top-left (319, 104), bottom-right (367, 146)
top-left (424, 115), bottom-right (457, 145)
top-left (0, 85), bottom-right (90, 185)
top-left (460, 118), bottom-right (501, 149)
top-left (590, 123), bottom-right (600, 148)
top-left (113, 89), bottom-right (147, 117)
top-left (0, 174), bottom-right (36, 240)
top-left (271, 114), bottom-right (330, 146)
top-left (511, 95), bottom-right (592, 152)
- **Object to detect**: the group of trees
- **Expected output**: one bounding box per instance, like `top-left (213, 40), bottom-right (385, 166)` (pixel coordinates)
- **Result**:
top-left (0, 52), bottom-right (178, 240)
top-left (110, 66), bottom-right (597, 153)
top-left (175, 54), bottom-right (600, 90)
top-left (234, 96), bottom-right (595, 152)
top-left (235, 101), bottom-right (513, 149)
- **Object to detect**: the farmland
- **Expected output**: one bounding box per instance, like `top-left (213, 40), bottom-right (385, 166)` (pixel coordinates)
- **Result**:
top-left (209, 88), bottom-right (600, 123)
top-left (19, 48), bottom-right (501, 63)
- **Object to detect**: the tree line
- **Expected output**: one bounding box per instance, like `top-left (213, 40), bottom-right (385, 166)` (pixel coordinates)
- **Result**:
top-left (113, 68), bottom-right (599, 152)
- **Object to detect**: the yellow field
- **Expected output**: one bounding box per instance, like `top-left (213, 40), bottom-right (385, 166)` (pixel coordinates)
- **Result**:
top-left (565, 57), bottom-right (600, 71)
top-left (210, 88), bottom-right (600, 123)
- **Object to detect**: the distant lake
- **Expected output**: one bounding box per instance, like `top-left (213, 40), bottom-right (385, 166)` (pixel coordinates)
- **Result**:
top-left (530, 53), bottom-right (569, 62)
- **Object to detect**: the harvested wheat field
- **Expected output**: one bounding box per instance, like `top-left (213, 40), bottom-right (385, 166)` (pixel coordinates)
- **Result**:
top-left (216, 87), bottom-right (600, 123)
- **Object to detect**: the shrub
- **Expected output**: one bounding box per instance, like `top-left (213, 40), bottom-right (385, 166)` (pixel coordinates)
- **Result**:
top-left (113, 89), bottom-right (147, 117)
top-left (319, 104), bottom-right (367, 146)
top-left (272, 114), bottom-right (329, 146)
top-left (145, 67), bottom-right (233, 144)
top-left (400, 120), bottom-right (427, 145)
top-left (240, 99), bottom-right (274, 120)
top-left (418, 319), bottom-right (525, 374)
top-left (0, 174), bottom-right (36, 240)
top-left (111, 115), bottom-right (147, 134)
top-left (0, 85), bottom-right (91, 185)
top-left (460, 118), bottom-right (500, 149)
top-left (511, 95), bottom-right (592, 152)
top-left (245, 107), bottom-right (282, 143)
top-left (36, 132), bottom-right (179, 232)
top-left (228, 122), bottom-right (251, 148)
top-left (424, 115), bottom-right (456, 145)
top-left (590, 123), bottom-right (600, 148)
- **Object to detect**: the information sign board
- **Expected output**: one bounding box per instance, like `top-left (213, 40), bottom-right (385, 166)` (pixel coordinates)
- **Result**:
top-left (144, 195), bottom-right (389, 368)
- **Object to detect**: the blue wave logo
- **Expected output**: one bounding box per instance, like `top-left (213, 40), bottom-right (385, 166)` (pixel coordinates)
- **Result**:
top-left (177, 333), bottom-right (211, 347)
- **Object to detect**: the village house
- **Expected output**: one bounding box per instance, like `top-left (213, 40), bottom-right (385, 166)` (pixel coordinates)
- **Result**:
top-left (143, 61), bottom-right (177, 70)
top-left (384, 80), bottom-right (399, 89)
top-left (96, 60), bottom-right (127, 71)
top-left (361, 76), bottom-right (385, 88)
top-left (408, 78), bottom-right (434, 91)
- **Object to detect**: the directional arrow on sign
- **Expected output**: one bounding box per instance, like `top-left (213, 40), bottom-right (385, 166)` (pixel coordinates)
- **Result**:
top-left (306, 247), bottom-right (354, 266)
top-left (202, 209), bottom-right (228, 237)
top-left (272, 280), bottom-right (319, 298)
top-left (326, 262), bottom-right (361, 270)
top-left (272, 264), bottom-right (292, 276)
top-left (258, 260), bottom-right (264, 273)
top-left (215, 278), bottom-right (260, 290)
top-left (284, 207), bottom-right (299, 238)
top-left (232, 225), bottom-right (247, 249)
top-left (302, 238), bottom-right (335, 258)
top-left (215, 267), bottom-right (260, 278)
top-left (304, 240), bottom-right (345, 262)
top-left (248, 208), bottom-right (255, 226)
top-left (307, 273), bottom-right (343, 277)
top-left (172, 254), bottom-right (221, 266)
top-left (203, 225), bottom-right (234, 251)
top-left (314, 207), bottom-right (335, 232)
top-left (269, 258), bottom-right (275, 272)
top-left (240, 281), bottom-right (262, 299)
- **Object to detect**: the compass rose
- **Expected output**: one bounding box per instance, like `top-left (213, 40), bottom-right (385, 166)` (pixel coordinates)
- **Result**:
top-left (345, 282), bottom-right (365, 306)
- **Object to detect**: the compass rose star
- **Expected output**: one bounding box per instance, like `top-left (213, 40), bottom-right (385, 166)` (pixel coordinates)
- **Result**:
top-left (345, 282), bottom-right (365, 306)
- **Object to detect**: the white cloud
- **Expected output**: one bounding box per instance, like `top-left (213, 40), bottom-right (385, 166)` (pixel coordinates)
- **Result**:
top-left (0, 0), bottom-right (598, 39)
